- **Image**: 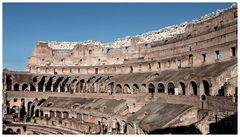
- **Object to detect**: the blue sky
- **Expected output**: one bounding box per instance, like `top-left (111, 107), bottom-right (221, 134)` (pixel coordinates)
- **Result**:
top-left (3, 3), bottom-right (233, 71)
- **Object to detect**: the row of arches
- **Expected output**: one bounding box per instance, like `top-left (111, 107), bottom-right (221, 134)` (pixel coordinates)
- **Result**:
top-left (147, 80), bottom-right (210, 96)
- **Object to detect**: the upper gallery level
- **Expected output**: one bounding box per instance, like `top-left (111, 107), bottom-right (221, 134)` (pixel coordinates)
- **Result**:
top-left (25, 4), bottom-right (237, 75)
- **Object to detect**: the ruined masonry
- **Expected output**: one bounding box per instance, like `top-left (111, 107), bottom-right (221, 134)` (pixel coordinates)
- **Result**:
top-left (3, 4), bottom-right (237, 134)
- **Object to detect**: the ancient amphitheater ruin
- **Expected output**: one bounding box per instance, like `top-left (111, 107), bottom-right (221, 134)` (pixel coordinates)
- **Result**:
top-left (2, 4), bottom-right (238, 134)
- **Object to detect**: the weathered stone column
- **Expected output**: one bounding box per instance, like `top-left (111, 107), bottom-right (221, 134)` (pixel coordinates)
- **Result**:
top-left (43, 84), bottom-right (46, 92)
top-left (36, 85), bottom-right (39, 92)
top-left (58, 85), bottom-right (61, 92)
top-left (65, 85), bottom-right (68, 92)
top-left (73, 86), bottom-right (76, 93)
top-left (51, 84), bottom-right (54, 92)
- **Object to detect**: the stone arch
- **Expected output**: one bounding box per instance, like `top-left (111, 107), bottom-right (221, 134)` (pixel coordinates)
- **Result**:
top-left (56, 111), bottom-right (62, 118)
top-left (190, 81), bottom-right (198, 96)
top-left (35, 109), bottom-right (40, 117)
top-left (30, 84), bottom-right (36, 91)
top-left (46, 76), bottom-right (54, 92)
top-left (157, 82), bottom-right (165, 93)
top-left (107, 82), bottom-right (114, 94)
top-left (6, 75), bottom-right (12, 91)
top-left (63, 111), bottom-right (69, 119)
top-left (141, 83), bottom-right (147, 93)
top-left (49, 110), bottom-right (55, 118)
top-left (115, 84), bottom-right (122, 94)
top-left (38, 76), bottom-right (46, 92)
top-left (79, 79), bottom-right (85, 92)
top-left (14, 83), bottom-right (20, 91)
top-left (123, 84), bottom-right (130, 94)
top-left (61, 77), bottom-right (70, 92)
top-left (22, 83), bottom-right (29, 91)
top-left (202, 80), bottom-right (210, 96)
top-left (148, 83), bottom-right (155, 93)
top-left (132, 84), bottom-right (139, 93)
top-left (53, 77), bottom-right (64, 92)
top-left (167, 82), bottom-right (175, 95)
top-left (10, 105), bottom-right (17, 114)
top-left (32, 76), bottom-right (38, 83)
top-left (16, 128), bottom-right (21, 134)
top-left (6, 128), bottom-right (14, 134)
top-left (178, 81), bottom-right (186, 95)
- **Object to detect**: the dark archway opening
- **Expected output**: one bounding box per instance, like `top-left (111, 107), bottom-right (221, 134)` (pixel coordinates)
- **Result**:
top-left (203, 80), bottom-right (210, 96)
top-left (148, 83), bottom-right (155, 93)
top-left (179, 82), bottom-right (186, 95)
top-left (115, 84), bottom-right (122, 94)
top-left (218, 86), bottom-right (225, 96)
top-left (157, 83), bottom-right (165, 93)
top-left (6, 75), bottom-right (12, 91)
top-left (191, 81), bottom-right (198, 96)
top-left (168, 83), bottom-right (175, 95)
top-left (22, 84), bottom-right (28, 91)
top-left (14, 84), bottom-right (20, 91)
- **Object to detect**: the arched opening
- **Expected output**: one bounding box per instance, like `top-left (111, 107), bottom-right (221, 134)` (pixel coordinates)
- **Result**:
top-left (30, 105), bottom-right (35, 117)
top-left (46, 77), bottom-right (54, 92)
top-left (53, 77), bottom-right (64, 92)
top-left (115, 84), bottom-right (122, 94)
top-left (157, 83), bottom-right (165, 93)
top-left (27, 102), bottom-right (32, 118)
top-left (203, 80), bottom-right (210, 96)
top-left (6, 128), bottom-right (14, 134)
top-left (22, 83), bottom-right (29, 91)
top-left (148, 83), bottom-right (155, 93)
top-left (49, 110), bottom-right (55, 118)
top-left (6, 75), bottom-right (12, 91)
top-left (168, 82), bottom-right (175, 95)
top-left (179, 82), bottom-right (186, 95)
top-left (61, 77), bottom-right (69, 92)
top-left (56, 111), bottom-right (62, 118)
top-left (218, 86), bottom-right (225, 96)
top-left (14, 83), bottom-right (20, 91)
top-left (79, 79), bottom-right (85, 92)
top-left (132, 84), bottom-right (139, 93)
top-left (30, 84), bottom-right (36, 91)
top-left (38, 77), bottom-right (46, 92)
top-left (190, 81), bottom-right (198, 96)
top-left (130, 66), bottom-right (133, 73)
top-left (10, 106), bottom-right (17, 114)
top-left (63, 111), bottom-right (69, 119)
top-left (107, 82), bottom-right (114, 94)
top-left (16, 129), bottom-right (21, 134)
top-left (123, 84), bottom-right (130, 94)
top-left (35, 109), bottom-right (39, 117)
top-left (141, 84), bottom-right (147, 93)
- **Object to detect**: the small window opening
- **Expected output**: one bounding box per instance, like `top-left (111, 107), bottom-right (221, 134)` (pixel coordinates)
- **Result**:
top-left (202, 54), bottom-right (206, 62)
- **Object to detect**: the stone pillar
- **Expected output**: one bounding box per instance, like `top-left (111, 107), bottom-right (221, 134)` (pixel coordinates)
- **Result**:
top-left (19, 84), bottom-right (22, 91)
top-left (120, 122), bottom-right (125, 134)
top-left (43, 84), bottom-right (46, 92)
top-left (36, 85), bottom-right (39, 92)
top-left (65, 85), bottom-right (68, 92)
top-left (81, 114), bottom-right (84, 124)
top-left (73, 86), bottom-right (76, 93)
top-left (51, 84), bottom-right (54, 92)
top-left (58, 85), bottom-right (61, 92)
top-left (108, 122), bottom-right (112, 133)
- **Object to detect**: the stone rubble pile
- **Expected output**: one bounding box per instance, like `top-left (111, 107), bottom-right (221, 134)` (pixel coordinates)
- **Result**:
top-left (46, 3), bottom-right (236, 50)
